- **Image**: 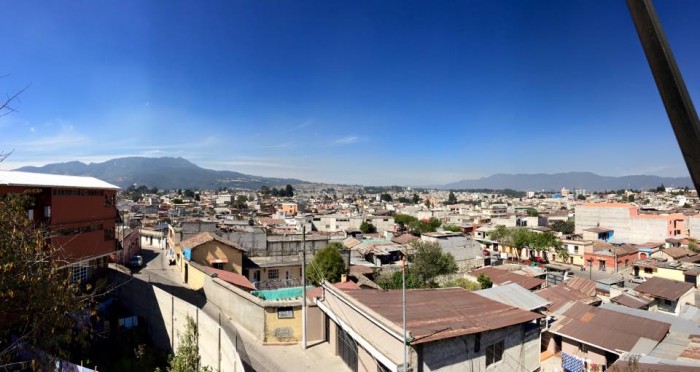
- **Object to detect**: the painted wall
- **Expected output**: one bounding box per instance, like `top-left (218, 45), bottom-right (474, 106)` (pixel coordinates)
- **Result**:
top-left (264, 306), bottom-right (302, 343)
top-left (190, 240), bottom-right (243, 274)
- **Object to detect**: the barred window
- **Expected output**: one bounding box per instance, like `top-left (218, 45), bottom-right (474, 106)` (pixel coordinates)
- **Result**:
top-left (268, 269), bottom-right (279, 280)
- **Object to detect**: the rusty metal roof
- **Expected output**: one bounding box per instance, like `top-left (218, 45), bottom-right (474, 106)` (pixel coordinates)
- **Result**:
top-left (471, 267), bottom-right (545, 290)
top-left (611, 292), bottom-right (653, 309)
top-left (634, 276), bottom-right (695, 301)
top-left (550, 303), bottom-right (670, 354)
top-left (536, 283), bottom-right (600, 313)
top-left (565, 276), bottom-right (597, 297)
top-left (343, 287), bottom-right (542, 345)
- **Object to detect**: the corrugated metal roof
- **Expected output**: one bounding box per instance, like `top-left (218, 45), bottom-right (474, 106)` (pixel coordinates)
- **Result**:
top-left (610, 292), bottom-right (653, 309)
top-left (634, 276), bottom-right (695, 301)
top-left (0, 170), bottom-right (119, 190)
top-left (342, 287), bottom-right (542, 345)
top-left (471, 267), bottom-right (545, 290)
top-left (474, 283), bottom-right (550, 311)
top-left (549, 303), bottom-right (670, 354)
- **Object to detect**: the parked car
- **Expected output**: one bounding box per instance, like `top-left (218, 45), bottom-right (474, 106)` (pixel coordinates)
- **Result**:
top-left (629, 276), bottom-right (646, 284)
top-left (128, 255), bottom-right (144, 268)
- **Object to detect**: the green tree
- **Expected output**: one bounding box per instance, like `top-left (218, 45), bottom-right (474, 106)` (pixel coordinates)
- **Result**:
top-left (375, 270), bottom-right (422, 290)
top-left (232, 195), bottom-right (248, 209)
top-left (443, 277), bottom-right (481, 291)
top-left (397, 196), bottom-right (410, 203)
top-left (550, 220), bottom-right (575, 234)
top-left (359, 221), bottom-right (377, 234)
top-left (656, 184), bottom-right (666, 193)
top-left (184, 189), bottom-right (195, 198)
top-left (412, 194), bottom-right (420, 204)
top-left (442, 224), bottom-right (461, 233)
top-left (259, 186), bottom-right (271, 196)
top-left (627, 194), bottom-right (635, 203)
top-left (394, 214), bottom-right (418, 227)
top-left (306, 244), bottom-right (346, 285)
top-left (526, 208), bottom-right (539, 217)
top-left (689, 241), bottom-right (698, 253)
top-left (380, 193), bottom-right (392, 202)
top-left (576, 194), bottom-right (586, 201)
top-left (477, 273), bottom-right (493, 289)
top-left (0, 192), bottom-right (87, 368)
top-left (284, 184), bottom-right (294, 197)
top-left (446, 191), bottom-right (457, 205)
top-left (166, 315), bottom-right (211, 372)
top-left (408, 240), bottom-right (457, 286)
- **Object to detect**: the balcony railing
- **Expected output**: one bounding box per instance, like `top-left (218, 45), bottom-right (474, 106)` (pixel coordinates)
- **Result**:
top-left (252, 278), bottom-right (302, 290)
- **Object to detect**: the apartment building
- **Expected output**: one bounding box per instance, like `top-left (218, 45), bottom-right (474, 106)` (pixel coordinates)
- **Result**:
top-left (575, 203), bottom-right (687, 244)
top-left (0, 170), bottom-right (120, 283)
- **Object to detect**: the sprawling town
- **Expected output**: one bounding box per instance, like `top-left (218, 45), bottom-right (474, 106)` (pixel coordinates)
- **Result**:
top-left (3, 169), bottom-right (700, 371)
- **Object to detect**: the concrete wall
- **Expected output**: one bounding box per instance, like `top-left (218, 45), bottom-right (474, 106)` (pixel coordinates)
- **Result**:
top-left (220, 230), bottom-right (267, 255)
top-left (561, 338), bottom-right (608, 367)
top-left (307, 306), bottom-right (325, 343)
top-left (688, 216), bottom-right (700, 239)
top-left (421, 324), bottom-right (541, 372)
top-left (202, 276), bottom-right (266, 340)
top-left (109, 270), bottom-right (243, 372)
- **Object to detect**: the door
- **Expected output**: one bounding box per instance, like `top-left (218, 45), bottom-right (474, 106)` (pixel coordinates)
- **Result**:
top-left (184, 263), bottom-right (189, 283)
top-left (599, 260), bottom-right (606, 271)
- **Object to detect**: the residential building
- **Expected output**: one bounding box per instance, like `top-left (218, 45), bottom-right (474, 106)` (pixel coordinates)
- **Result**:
top-left (312, 284), bottom-right (543, 372)
top-left (633, 277), bottom-right (696, 315)
top-left (575, 203), bottom-right (687, 244)
top-left (545, 303), bottom-right (670, 369)
top-left (583, 243), bottom-right (638, 272)
top-left (0, 170), bottom-right (120, 283)
top-left (177, 232), bottom-right (247, 285)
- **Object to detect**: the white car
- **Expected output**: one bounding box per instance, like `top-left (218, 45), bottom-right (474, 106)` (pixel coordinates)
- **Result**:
top-left (629, 276), bottom-right (646, 284)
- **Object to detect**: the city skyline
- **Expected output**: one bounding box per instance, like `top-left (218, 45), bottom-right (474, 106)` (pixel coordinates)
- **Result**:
top-left (1, 1), bottom-right (700, 185)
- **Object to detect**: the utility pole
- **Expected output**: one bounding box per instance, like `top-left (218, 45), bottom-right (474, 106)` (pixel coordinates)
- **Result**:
top-left (402, 256), bottom-right (407, 372)
top-left (301, 225), bottom-right (307, 350)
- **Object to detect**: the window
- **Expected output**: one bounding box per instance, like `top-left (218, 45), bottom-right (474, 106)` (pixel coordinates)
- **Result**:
top-left (71, 263), bottom-right (89, 283)
top-left (644, 268), bottom-right (654, 274)
top-left (277, 307), bottom-right (294, 319)
top-left (212, 262), bottom-right (224, 270)
top-left (44, 206), bottom-right (51, 218)
top-left (574, 245), bottom-right (579, 254)
top-left (28, 209), bottom-right (34, 221)
top-left (486, 340), bottom-right (504, 367)
top-left (268, 269), bottom-right (279, 280)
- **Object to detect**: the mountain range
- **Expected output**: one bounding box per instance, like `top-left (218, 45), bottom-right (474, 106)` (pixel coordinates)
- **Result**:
top-left (439, 172), bottom-right (693, 191)
top-left (14, 157), bottom-right (693, 191)
top-left (15, 157), bottom-right (306, 190)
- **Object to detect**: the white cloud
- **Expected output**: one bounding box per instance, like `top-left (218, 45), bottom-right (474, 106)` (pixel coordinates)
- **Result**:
top-left (331, 135), bottom-right (360, 145)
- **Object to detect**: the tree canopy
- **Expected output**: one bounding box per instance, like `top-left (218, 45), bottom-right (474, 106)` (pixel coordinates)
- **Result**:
top-left (306, 244), bottom-right (346, 285)
top-left (359, 221), bottom-right (377, 234)
top-left (376, 240), bottom-right (457, 289)
top-left (1, 192), bottom-right (87, 368)
top-left (550, 220), bottom-right (575, 234)
top-left (446, 191), bottom-right (457, 205)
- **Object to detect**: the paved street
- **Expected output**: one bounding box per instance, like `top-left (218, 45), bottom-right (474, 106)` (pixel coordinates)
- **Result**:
top-left (132, 244), bottom-right (349, 372)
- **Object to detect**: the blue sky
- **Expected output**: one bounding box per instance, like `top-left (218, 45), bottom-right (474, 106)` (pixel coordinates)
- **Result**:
top-left (1, 1), bottom-right (699, 185)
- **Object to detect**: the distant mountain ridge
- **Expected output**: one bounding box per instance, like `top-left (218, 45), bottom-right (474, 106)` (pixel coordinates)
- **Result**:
top-left (16, 157), bottom-right (307, 190)
top-left (438, 172), bottom-right (692, 191)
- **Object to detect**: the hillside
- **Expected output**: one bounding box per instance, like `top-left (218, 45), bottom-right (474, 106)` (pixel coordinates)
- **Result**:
top-left (16, 157), bottom-right (307, 190)
top-left (439, 172), bottom-right (692, 191)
